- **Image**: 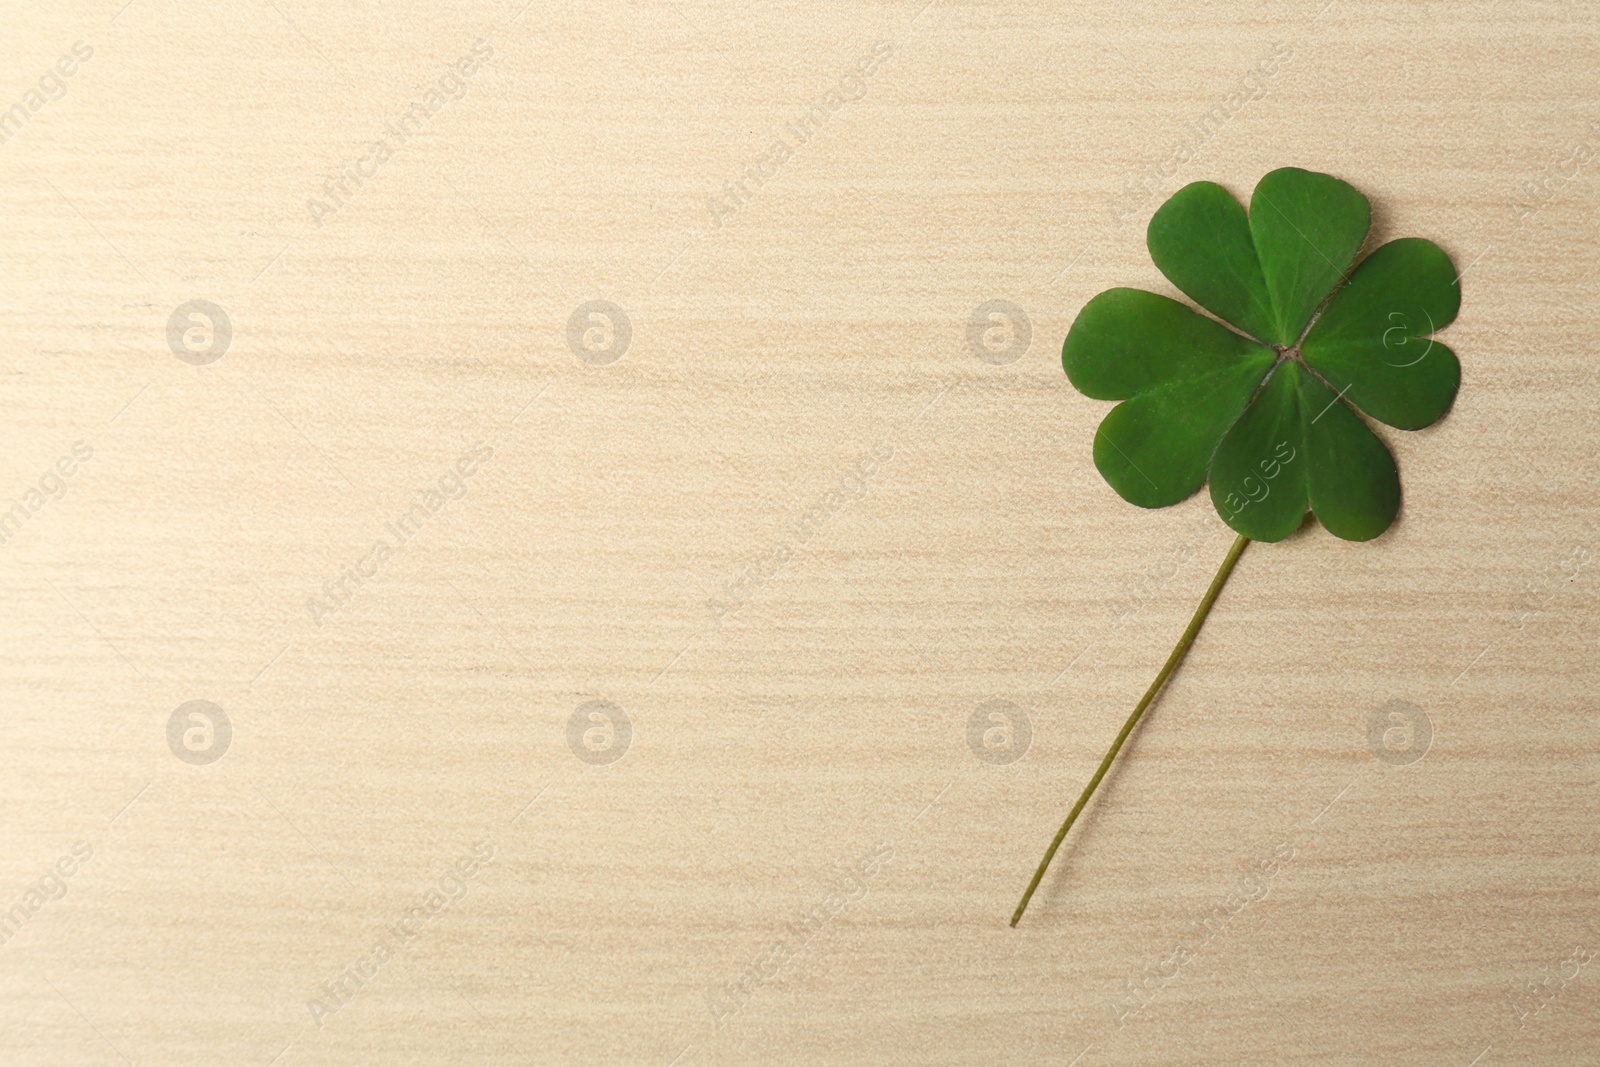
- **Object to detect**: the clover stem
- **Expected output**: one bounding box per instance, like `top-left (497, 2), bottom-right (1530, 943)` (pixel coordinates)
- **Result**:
top-left (1010, 532), bottom-right (1252, 928)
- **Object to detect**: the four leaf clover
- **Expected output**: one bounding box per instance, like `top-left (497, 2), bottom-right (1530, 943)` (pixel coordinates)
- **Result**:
top-left (1063, 167), bottom-right (1460, 541)
top-left (1012, 169), bottom-right (1462, 927)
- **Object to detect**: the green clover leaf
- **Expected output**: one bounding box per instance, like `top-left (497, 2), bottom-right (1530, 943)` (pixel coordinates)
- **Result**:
top-left (1063, 167), bottom-right (1460, 542)
top-left (1012, 169), bottom-right (1463, 927)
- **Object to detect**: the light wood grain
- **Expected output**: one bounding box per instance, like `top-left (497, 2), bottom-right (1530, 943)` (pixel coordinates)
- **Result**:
top-left (3, 1), bottom-right (1599, 1064)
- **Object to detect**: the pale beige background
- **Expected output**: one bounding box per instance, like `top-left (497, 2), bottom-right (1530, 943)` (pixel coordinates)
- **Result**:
top-left (2, 0), bottom-right (1598, 1063)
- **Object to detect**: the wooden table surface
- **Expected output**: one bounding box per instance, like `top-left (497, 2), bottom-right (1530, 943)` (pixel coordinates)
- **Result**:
top-left (3, 1), bottom-right (1598, 1064)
